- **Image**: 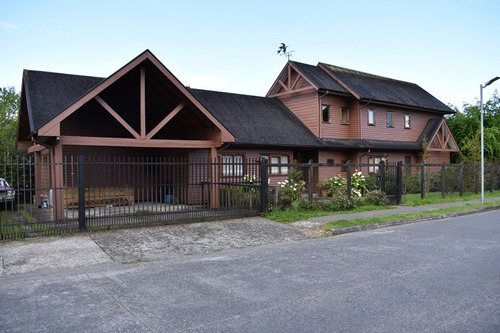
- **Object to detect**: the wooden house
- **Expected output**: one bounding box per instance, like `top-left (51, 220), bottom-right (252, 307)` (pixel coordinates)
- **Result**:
top-left (17, 50), bottom-right (458, 216)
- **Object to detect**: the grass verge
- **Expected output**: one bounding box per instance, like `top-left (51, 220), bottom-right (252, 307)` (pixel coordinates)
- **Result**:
top-left (325, 201), bottom-right (500, 231)
top-left (265, 204), bottom-right (394, 223)
top-left (402, 190), bottom-right (500, 206)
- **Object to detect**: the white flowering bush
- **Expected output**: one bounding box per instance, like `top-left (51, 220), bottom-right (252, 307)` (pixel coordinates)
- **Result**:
top-left (243, 174), bottom-right (258, 193)
top-left (277, 179), bottom-right (306, 202)
top-left (324, 170), bottom-right (368, 197)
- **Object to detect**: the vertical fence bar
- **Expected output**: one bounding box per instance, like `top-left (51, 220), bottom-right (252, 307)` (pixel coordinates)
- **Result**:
top-left (260, 158), bottom-right (268, 213)
top-left (77, 155), bottom-right (86, 231)
top-left (379, 161), bottom-right (386, 193)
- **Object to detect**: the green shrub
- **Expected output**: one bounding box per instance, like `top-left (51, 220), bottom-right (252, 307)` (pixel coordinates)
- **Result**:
top-left (363, 190), bottom-right (389, 206)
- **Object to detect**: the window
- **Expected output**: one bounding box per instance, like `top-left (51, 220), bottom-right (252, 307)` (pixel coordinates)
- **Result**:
top-left (404, 114), bottom-right (411, 128)
top-left (262, 154), bottom-right (289, 175)
top-left (322, 105), bottom-right (331, 123)
top-left (341, 107), bottom-right (349, 124)
top-left (327, 159), bottom-right (334, 165)
top-left (368, 156), bottom-right (385, 173)
top-left (386, 112), bottom-right (394, 127)
top-left (221, 154), bottom-right (244, 176)
top-left (368, 109), bottom-right (375, 125)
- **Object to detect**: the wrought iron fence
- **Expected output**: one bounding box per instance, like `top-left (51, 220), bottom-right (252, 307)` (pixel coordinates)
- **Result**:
top-left (1, 153), bottom-right (499, 240)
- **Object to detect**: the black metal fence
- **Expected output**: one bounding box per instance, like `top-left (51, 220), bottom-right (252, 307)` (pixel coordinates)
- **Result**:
top-left (1, 154), bottom-right (500, 240)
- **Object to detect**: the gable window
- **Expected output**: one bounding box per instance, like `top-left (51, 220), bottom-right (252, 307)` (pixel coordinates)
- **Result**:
top-left (322, 105), bottom-right (331, 123)
top-left (368, 109), bottom-right (375, 125)
top-left (386, 112), bottom-right (394, 128)
top-left (221, 154), bottom-right (244, 176)
top-left (262, 154), bottom-right (289, 175)
top-left (341, 107), bottom-right (350, 125)
top-left (404, 114), bottom-right (411, 128)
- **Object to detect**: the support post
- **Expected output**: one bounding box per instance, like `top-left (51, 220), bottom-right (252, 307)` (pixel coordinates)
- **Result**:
top-left (459, 163), bottom-right (464, 197)
top-left (420, 163), bottom-right (426, 199)
top-left (260, 157), bottom-right (269, 214)
top-left (78, 155), bottom-right (86, 232)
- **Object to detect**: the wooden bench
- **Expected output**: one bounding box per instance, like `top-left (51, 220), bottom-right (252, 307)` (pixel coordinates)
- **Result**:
top-left (63, 187), bottom-right (134, 208)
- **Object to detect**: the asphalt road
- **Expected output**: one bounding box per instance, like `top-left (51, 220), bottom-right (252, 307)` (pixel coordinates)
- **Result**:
top-left (1, 211), bottom-right (499, 332)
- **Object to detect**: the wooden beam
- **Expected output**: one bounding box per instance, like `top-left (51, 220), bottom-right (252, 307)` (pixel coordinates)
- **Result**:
top-left (146, 102), bottom-right (185, 140)
top-left (95, 95), bottom-right (141, 139)
top-left (59, 135), bottom-right (219, 148)
top-left (140, 66), bottom-right (146, 139)
top-left (278, 80), bottom-right (289, 92)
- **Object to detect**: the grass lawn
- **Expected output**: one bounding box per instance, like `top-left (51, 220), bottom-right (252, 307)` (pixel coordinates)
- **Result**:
top-left (402, 190), bottom-right (500, 206)
top-left (324, 201), bottom-right (500, 231)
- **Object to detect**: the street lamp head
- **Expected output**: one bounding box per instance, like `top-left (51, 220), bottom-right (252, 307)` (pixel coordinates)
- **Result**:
top-left (483, 76), bottom-right (500, 88)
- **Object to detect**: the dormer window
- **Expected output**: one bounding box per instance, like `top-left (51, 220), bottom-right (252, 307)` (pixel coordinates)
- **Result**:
top-left (322, 105), bottom-right (331, 123)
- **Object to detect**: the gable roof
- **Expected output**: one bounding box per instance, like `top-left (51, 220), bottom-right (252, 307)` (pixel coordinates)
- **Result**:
top-left (22, 70), bottom-right (105, 132)
top-left (189, 89), bottom-right (322, 147)
top-left (20, 50), bottom-right (234, 142)
top-left (319, 63), bottom-right (453, 113)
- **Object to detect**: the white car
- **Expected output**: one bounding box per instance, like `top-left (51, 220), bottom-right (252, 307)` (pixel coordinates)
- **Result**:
top-left (0, 178), bottom-right (15, 208)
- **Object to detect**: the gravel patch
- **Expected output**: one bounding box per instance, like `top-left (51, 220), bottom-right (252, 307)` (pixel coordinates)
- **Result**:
top-left (90, 217), bottom-right (310, 263)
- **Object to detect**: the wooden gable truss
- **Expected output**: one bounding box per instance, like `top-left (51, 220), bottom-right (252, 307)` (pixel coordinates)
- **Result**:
top-left (267, 62), bottom-right (317, 97)
top-left (427, 120), bottom-right (459, 152)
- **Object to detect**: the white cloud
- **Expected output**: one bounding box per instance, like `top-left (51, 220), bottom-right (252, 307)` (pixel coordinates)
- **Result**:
top-left (0, 21), bottom-right (19, 30)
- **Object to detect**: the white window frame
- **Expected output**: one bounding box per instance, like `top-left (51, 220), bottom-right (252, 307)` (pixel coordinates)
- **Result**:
top-left (263, 154), bottom-right (290, 175)
top-left (404, 114), bottom-right (411, 129)
top-left (341, 107), bottom-right (349, 125)
top-left (386, 112), bottom-right (394, 128)
top-left (368, 109), bottom-right (375, 125)
top-left (221, 154), bottom-right (244, 176)
top-left (322, 105), bottom-right (331, 123)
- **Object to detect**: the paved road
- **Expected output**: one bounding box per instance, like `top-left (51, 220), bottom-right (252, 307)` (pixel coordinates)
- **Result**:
top-left (1, 210), bottom-right (499, 332)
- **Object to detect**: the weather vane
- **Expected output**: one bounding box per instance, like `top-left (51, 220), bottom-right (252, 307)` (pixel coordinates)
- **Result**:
top-left (277, 43), bottom-right (294, 60)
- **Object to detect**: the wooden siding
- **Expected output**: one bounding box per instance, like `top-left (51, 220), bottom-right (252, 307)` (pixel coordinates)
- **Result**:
top-left (320, 95), bottom-right (360, 139)
top-left (360, 105), bottom-right (441, 141)
top-left (278, 90), bottom-right (319, 136)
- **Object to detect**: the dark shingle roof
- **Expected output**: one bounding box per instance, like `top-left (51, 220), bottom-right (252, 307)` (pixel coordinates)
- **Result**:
top-left (320, 63), bottom-right (453, 113)
top-left (189, 89), bottom-right (322, 147)
top-left (23, 70), bottom-right (105, 130)
top-left (290, 62), bottom-right (349, 93)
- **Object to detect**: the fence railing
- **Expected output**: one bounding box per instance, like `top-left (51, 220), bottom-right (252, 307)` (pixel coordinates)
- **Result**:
top-left (1, 153), bottom-right (499, 239)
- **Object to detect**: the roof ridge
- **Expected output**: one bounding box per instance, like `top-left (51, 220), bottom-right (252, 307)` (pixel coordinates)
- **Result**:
top-left (24, 69), bottom-right (105, 80)
top-left (318, 62), bottom-right (419, 86)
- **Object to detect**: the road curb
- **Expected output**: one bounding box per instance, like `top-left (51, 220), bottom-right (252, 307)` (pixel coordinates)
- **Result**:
top-left (327, 205), bottom-right (500, 236)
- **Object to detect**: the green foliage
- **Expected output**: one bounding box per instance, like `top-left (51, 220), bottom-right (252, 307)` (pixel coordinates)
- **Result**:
top-left (0, 87), bottom-right (20, 157)
top-left (446, 92), bottom-right (500, 163)
top-left (363, 190), bottom-right (389, 206)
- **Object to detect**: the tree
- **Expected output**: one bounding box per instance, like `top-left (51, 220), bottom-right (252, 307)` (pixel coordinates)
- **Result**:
top-left (446, 91), bottom-right (500, 163)
top-left (0, 87), bottom-right (20, 157)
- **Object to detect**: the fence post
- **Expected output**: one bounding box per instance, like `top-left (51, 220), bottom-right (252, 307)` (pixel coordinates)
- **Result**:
top-left (308, 159), bottom-right (313, 202)
top-left (441, 163), bottom-right (446, 199)
top-left (459, 163), bottom-right (464, 197)
top-left (420, 163), bottom-right (426, 199)
top-left (396, 161), bottom-right (403, 205)
top-left (78, 155), bottom-right (87, 232)
top-left (260, 157), bottom-right (269, 214)
top-left (489, 164), bottom-right (494, 193)
top-left (379, 161), bottom-right (386, 193)
top-left (346, 163), bottom-right (352, 199)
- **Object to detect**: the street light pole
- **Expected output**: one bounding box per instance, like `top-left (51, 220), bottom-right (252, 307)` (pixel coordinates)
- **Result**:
top-left (480, 76), bottom-right (499, 204)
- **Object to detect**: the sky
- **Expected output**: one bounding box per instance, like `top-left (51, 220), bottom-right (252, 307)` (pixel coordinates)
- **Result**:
top-left (1, 0), bottom-right (499, 109)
